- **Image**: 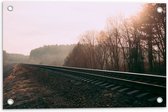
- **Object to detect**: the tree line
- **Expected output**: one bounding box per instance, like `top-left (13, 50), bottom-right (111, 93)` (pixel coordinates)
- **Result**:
top-left (64, 4), bottom-right (166, 75)
top-left (29, 44), bottom-right (75, 65)
top-left (3, 44), bottom-right (75, 66)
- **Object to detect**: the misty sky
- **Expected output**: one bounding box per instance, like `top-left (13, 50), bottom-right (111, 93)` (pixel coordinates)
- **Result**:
top-left (3, 1), bottom-right (143, 55)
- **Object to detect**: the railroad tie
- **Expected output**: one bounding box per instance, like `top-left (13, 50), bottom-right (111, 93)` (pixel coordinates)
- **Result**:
top-left (95, 82), bottom-right (104, 85)
top-left (86, 79), bottom-right (93, 82)
top-left (90, 80), bottom-right (99, 84)
top-left (148, 97), bottom-right (157, 102)
top-left (118, 88), bottom-right (129, 92)
top-left (136, 93), bottom-right (149, 98)
top-left (100, 83), bottom-right (109, 87)
top-left (127, 90), bottom-right (139, 95)
top-left (105, 84), bottom-right (115, 88)
top-left (83, 79), bottom-right (90, 82)
top-left (80, 78), bottom-right (87, 81)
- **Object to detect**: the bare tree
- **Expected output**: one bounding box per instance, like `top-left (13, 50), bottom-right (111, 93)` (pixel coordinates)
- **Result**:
top-left (64, 3), bottom-right (166, 75)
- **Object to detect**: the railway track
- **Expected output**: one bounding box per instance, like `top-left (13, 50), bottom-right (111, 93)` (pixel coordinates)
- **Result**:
top-left (24, 64), bottom-right (166, 106)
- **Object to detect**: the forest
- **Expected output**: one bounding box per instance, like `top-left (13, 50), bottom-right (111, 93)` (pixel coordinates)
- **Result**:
top-left (29, 44), bottom-right (75, 65)
top-left (64, 4), bottom-right (166, 75)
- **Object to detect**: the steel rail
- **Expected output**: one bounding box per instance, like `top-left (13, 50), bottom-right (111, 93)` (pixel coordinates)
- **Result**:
top-left (23, 64), bottom-right (166, 95)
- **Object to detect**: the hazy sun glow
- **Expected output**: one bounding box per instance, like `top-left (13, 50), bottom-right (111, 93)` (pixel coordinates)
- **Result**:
top-left (120, 4), bottom-right (143, 17)
top-left (3, 2), bottom-right (143, 55)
